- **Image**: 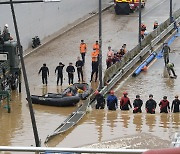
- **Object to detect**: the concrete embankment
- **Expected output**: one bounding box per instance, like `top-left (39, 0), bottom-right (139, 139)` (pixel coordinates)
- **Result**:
top-left (0, 0), bottom-right (112, 51)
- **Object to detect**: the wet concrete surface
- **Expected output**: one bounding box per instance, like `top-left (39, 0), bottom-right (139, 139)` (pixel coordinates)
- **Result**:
top-left (0, 0), bottom-right (180, 151)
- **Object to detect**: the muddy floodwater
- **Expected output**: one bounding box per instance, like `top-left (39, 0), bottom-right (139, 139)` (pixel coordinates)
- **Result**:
top-left (1, 0), bottom-right (180, 152)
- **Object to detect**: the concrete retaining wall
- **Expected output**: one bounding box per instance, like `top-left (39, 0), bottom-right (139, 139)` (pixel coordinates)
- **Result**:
top-left (0, 0), bottom-right (111, 50)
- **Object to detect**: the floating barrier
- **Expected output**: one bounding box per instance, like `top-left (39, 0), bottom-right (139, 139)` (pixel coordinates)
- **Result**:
top-left (132, 52), bottom-right (157, 77)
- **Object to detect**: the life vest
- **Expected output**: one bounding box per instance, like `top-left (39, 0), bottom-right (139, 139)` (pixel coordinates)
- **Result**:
top-left (80, 43), bottom-right (87, 53)
top-left (93, 43), bottom-right (99, 54)
top-left (91, 51), bottom-right (98, 62)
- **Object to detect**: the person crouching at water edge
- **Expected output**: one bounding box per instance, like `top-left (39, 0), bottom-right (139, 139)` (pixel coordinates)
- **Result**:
top-left (145, 94), bottom-right (157, 114)
top-left (107, 90), bottom-right (118, 111)
top-left (120, 92), bottom-right (132, 110)
top-left (159, 96), bottom-right (170, 113)
top-left (133, 95), bottom-right (143, 113)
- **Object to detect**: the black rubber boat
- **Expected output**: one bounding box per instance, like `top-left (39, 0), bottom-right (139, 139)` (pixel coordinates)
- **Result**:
top-left (31, 95), bottom-right (80, 107)
top-left (31, 83), bottom-right (92, 107)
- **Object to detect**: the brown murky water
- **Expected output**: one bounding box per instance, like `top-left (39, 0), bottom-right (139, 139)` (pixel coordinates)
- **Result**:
top-left (0, 0), bottom-right (180, 152)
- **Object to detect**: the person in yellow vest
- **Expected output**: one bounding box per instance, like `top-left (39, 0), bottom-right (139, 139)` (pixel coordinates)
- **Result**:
top-left (80, 40), bottom-right (87, 64)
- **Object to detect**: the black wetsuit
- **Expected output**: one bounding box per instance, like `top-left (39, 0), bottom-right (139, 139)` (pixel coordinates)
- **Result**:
top-left (159, 100), bottom-right (170, 113)
top-left (145, 99), bottom-right (157, 114)
top-left (38, 66), bottom-right (49, 85)
top-left (95, 94), bottom-right (105, 109)
top-left (66, 65), bottom-right (75, 85)
top-left (75, 60), bottom-right (84, 82)
top-left (133, 99), bottom-right (143, 113)
top-left (171, 99), bottom-right (180, 113)
top-left (55, 64), bottom-right (65, 85)
top-left (90, 61), bottom-right (98, 82)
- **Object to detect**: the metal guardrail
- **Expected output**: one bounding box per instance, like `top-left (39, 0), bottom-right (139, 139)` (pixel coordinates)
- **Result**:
top-left (104, 9), bottom-right (180, 85)
top-left (103, 8), bottom-right (180, 85)
top-left (0, 146), bottom-right (148, 153)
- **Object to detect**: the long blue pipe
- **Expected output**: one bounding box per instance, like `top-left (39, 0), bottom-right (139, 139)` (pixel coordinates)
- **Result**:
top-left (132, 52), bottom-right (157, 77)
top-left (133, 27), bottom-right (179, 77)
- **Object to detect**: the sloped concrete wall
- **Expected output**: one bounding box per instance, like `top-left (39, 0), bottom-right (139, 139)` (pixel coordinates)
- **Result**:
top-left (0, 0), bottom-right (111, 50)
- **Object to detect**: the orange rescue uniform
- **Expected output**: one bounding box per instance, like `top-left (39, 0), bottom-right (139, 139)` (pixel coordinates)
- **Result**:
top-left (93, 43), bottom-right (99, 55)
top-left (80, 43), bottom-right (87, 53)
top-left (91, 51), bottom-right (99, 62)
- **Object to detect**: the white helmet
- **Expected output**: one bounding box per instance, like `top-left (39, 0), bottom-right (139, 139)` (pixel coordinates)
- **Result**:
top-left (5, 24), bottom-right (8, 28)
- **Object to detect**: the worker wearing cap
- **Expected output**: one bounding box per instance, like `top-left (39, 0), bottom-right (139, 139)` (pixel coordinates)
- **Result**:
top-left (145, 94), bottom-right (157, 114)
top-left (55, 62), bottom-right (65, 86)
top-left (75, 56), bottom-right (84, 82)
top-left (120, 92), bottom-right (132, 110)
top-left (2, 24), bottom-right (10, 41)
top-left (38, 63), bottom-right (49, 85)
top-left (107, 90), bottom-right (118, 110)
top-left (80, 40), bottom-right (87, 64)
top-left (95, 90), bottom-right (105, 109)
top-left (66, 62), bottom-right (75, 85)
top-left (141, 22), bottom-right (147, 39)
top-left (159, 96), bottom-right (170, 113)
top-left (153, 19), bottom-right (159, 30)
top-left (93, 40), bottom-right (99, 55)
top-left (133, 95), bottom-right (143, 113)
top-left (162, 43), bottom-right (170, 65)
top-left (171, 95), bottom-right (180, 113)
top-left (166, 62), bottom-right (177, 78)
top-left (90, 49), bottom-right (99, 82)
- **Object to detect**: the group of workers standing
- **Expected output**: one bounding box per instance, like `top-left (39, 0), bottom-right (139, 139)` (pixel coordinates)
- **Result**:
top-left (140, 20), bottom-right (159, 39)
top-left (106, 44), bottom-right (127, 69)
top-left (95, 90), bottom-right (180, 113)
top-left (38, 39), bottom-right (101, 85)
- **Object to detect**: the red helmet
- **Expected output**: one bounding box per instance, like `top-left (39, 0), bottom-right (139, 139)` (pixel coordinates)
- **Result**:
top-left (123, 92), bottom-right (128, 95)
top-left (110, 90), bottom-right (114, 95)
top-left (95, 90), bottom-right (99, 95)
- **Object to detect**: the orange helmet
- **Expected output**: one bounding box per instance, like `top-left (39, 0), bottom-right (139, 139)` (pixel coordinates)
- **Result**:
top-left (110, 90), bottom-right (114, 95)
top-left (123, 92), bottom-right (128, 95)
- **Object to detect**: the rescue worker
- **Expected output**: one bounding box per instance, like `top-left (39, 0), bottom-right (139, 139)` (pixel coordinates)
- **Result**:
top-left (145, 94), bottom-right (157, 114)
top-left (106, 46), bottom-right (114, 68)
top-left (75, 56), bottom-right (84, 82)
top-left (90, 49), bottom-right (99, 82)
top-left (133, 95), bottom-right (143, 113)
top-left (107, 90), bottom-right (118, 110)
top-left (153, 19), bottom-right (159, 30)
top-left (93, 40), bottom-right (99, 55)
top-left (38, 63), bottom-right (49, 85)
top-left (80, 40), bottom-right (87, 64)
top-left (171, 95), bottom-right (180, 113)
top-left (120, 92), bottom-right (132, 110)
top-left (141, 22), bottom-right (147, 39)
top-left (55, 62), bottom-right (65, 86)
top-left (166, 62), bottom-right (177, 78)
top-left (95, 90), bottom-right (105, 109)
top-left (122, 44), bottom-right (127, 54)
top-left (2, 24), bottom-right (10, 41)
top-left (66, 62), bottom-right (75, 85)
top-left (162, 43), bottom-right (170, 65)
top-left (159, 96), bottom-right (170, 113)
top-left (107, 46), bottom-right (114, 60)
